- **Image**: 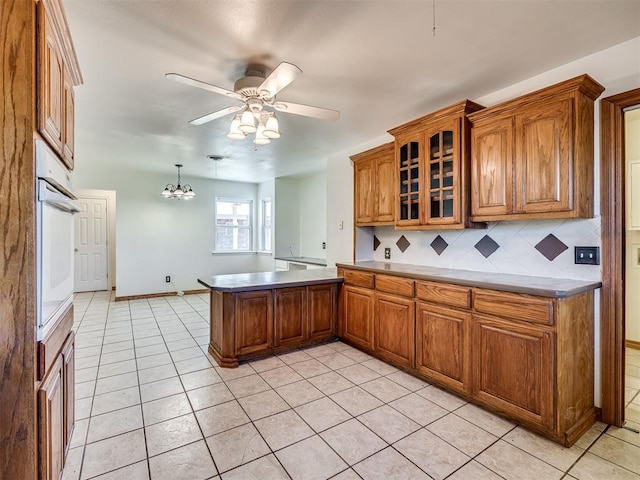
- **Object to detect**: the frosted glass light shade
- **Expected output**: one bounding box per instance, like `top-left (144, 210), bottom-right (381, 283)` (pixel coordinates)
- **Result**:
top-left (238, 109), bottom-right (257, 134)
top-left (227, 114), bottom-right (245, 140)
top-left (254, 123), bottom-right (270, 145)
top-left (263, 115), bottom-right (280, 139)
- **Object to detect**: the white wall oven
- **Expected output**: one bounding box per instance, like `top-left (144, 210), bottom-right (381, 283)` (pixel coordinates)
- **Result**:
top-left (36, 139), bottom-right (79, 340)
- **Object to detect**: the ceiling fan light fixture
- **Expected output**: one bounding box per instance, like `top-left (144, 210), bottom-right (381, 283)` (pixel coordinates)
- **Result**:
top-left (263, 114), bottom-right (280, 139)
top-left (254, 123), bottom-right (271, 145)
top-left (238, 109), bottom-right (257, 134)
top-left (227, 114), bottom-right (246, 140)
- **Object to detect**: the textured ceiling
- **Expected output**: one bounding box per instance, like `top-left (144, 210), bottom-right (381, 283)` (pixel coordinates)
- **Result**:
top-left (64, 0), bottom-right (640, 183)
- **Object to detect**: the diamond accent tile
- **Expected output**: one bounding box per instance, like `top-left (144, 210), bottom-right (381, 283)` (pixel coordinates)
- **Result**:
top-left (474, 235), bottom-right (500, 258)
top-left (430, 235), bottom-right (449, 256)
top-left (396, 235), bottom-right (410, 253)
top-left (535, 234), bottom-right (568, 261)
top-left (373, 235), bottom-right (381, 251)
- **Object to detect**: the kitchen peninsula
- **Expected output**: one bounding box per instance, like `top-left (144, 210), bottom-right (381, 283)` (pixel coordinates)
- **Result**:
top-left (198, 268), bottom-right (342, 367)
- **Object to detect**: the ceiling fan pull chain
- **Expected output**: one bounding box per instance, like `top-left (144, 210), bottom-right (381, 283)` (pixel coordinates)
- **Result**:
top-left (433, 0), bottom-right (436, 36)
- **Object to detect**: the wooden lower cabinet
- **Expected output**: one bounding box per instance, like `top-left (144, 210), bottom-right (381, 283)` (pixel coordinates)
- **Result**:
top-left (341, 285), bottom-right (375, 350)
top-left (473, 314), bottom-right (553, 429)
top-left (208, 282), bottom-right (340, 367)
top-left (235, 291), bottom-right (273, 355)
top-left (374, 293), bottom-right (415, 368)
top-left (275, 287), bottom-right (307, 347)
top-left (61, 333), bottom-right (75, 452)
top-left (308, 284), bottom-right (337, 340)
top-left (416, 302), bottom-right (470, 394)
top-left (38, 356), bottom-right (65, 480)
top-left (338, 267), bottom-right (597, 446)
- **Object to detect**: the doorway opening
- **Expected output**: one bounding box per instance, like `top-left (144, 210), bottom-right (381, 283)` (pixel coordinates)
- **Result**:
top-left (600, 88), bottom-right (640, 426)
top-left (74, 189), bottom-right (116, 293)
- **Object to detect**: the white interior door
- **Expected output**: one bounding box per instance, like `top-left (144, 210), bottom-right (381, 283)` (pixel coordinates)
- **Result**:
top-left (74, 197), bottom-right (108, 292)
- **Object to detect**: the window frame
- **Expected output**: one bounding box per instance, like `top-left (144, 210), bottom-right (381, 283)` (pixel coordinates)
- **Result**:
top-left (213, 197), bottom-right (254, 253)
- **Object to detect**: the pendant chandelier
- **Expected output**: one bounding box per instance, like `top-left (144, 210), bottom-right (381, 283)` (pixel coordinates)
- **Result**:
top-left (161, 164), bottom-right (195, 200)
top-left (227, 110), bottom-right (280, 145)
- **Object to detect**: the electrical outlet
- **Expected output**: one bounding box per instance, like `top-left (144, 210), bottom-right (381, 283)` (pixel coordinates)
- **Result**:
top-left (322, 242), bottom-right (326, 250)
top-left (575, 246), bottom-right (600, 265)
top-left (384, 248), bottom-right (391, 259)
top-left (165, 275), bottom-right (171, 283)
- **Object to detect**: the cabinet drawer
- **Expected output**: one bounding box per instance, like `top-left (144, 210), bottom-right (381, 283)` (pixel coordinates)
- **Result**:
top-left (375, 274), bottom-right (414, 298)
top-left (473, 290), bottom-right (554, 326)
top-left (416, 281), bottom-right (470, 309)
top-left (343, 270), bottom-right (375, 289)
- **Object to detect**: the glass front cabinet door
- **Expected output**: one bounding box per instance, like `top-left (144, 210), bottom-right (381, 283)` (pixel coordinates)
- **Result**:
top-left (389, 100), bottom-right (484, 230)
top-left (396, 134), bottom-right (423, 227)
top-left (426, 119), bottom-right (460, 225)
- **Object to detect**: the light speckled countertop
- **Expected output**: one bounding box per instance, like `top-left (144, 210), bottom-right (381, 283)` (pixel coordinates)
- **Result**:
top-left (198, 267), bottom-right (340, 293)
top-left (337, 261), bottom-right (601, 298)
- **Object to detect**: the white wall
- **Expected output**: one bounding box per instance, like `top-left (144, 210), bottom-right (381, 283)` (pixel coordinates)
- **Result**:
top-left (274, 177), bottom-right (300, 258)
top-left (326, 134), bottom-right (392, 267)
top-left (73, 164), bottom-right (264, 297)
top-left (257, 179), bottom-right (275, 272)
top-left (298, 172), bottom-right (327, 259)
top-left (326, 36), bottom-right (640, 407)
top-left (626, 109), bottom-right (640, 342)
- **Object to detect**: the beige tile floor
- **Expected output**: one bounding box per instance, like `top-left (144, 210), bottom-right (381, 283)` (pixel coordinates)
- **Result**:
top-left (61, 290), bottom-right (640, 480)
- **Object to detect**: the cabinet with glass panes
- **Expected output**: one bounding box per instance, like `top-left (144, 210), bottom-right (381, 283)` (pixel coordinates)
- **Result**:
top-left (388, 100), bottom-right (486, 230)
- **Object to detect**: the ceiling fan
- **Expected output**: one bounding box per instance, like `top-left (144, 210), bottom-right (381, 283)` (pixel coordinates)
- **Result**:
top-left (166, 62), bottom-right (339, 144)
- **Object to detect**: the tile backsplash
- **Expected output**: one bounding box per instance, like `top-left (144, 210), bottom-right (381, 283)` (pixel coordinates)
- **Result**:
top-left (370, 217), bottom-right (601, 281)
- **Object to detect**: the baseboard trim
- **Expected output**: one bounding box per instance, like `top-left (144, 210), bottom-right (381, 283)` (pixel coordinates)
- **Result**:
top-left (114, 288), bottom-right (209, 302)
top-left (626, 340), bottom-right (640, 350)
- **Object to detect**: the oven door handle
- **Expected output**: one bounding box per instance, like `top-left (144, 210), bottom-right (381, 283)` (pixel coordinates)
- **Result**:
top-left (38, 180), bottom-right (80, 213)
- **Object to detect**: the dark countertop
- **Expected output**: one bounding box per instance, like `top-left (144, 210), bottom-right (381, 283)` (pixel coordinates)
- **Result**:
top-left (336, 261), bottom-right (601, 298)
top-left (198, 267), bottom-right (341, 293)
top-left (275, 256), bottom-right (327, 266)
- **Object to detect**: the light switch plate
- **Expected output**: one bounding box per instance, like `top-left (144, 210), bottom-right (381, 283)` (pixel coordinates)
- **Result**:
top-left (574, 246), bottom-right (599, 265)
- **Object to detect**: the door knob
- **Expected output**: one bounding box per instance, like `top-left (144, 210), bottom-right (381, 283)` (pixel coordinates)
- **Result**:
top-left (74, 248), bottom-right (78, 252)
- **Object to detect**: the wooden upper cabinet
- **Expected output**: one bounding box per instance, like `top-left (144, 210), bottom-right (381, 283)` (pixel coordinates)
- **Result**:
top-left (351, 142), bottom-right (395, 226)
top-left (37, 0), bottom-right (83, 169)
top-left (353, 158), bottom-right (374, 224)
top-left (471, 117), bottom-right (514, 217)
top-left (375, 151), bottom-right (395, 222)
top-left (62, 67), bottom-right (75, 169)
top-left (515, 98), bottom-right (572, 214)
top-left (469, 74), bottom-right (604, 221)
top-left (38, 3), bottom-right (64, 153)
top-left (389, 100), bottom-right (485, 230)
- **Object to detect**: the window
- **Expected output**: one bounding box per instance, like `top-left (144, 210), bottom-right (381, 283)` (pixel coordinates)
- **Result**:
top-left (214, 198), bottom-right (253, 252)
top-left (261, 198), bottom-right (272, 252)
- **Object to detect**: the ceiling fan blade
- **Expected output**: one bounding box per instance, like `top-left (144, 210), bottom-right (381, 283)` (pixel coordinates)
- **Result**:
top-left (189, 105), bottom-right (242, 125)
top-left (258, 62), bottom-right (302, 98)
top-left (272, 101), bottom-right (340, 121)
top-left (166, 73), bottom-right (244, 101)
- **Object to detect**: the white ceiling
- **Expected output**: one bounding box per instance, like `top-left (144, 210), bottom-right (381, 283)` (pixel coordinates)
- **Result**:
top-left (64, 0), bottom-right (640, 184)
